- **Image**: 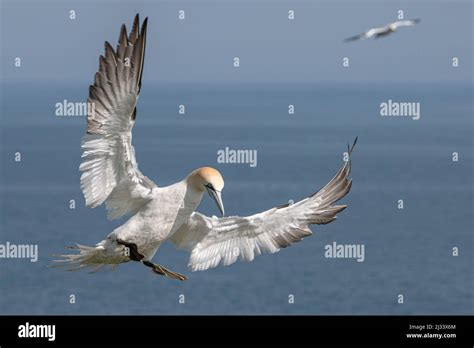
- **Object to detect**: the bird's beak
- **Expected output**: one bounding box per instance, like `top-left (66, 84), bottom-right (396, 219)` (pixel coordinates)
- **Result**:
top-left (207, 188), bottom-right (225, 217)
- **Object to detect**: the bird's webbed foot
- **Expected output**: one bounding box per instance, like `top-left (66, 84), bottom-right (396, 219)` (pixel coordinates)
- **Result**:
top-left (147, 261), bottom-right (188, 281)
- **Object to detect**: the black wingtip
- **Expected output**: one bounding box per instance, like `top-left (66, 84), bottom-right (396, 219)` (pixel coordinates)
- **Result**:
top-left (119, 23), bottom-right (128, 37)
top-left (346, 136), bottom-right (357, 156)
top-left (137, 17), bottom-right (148, 93)
top-left (141, 17), bottom-right (148, 32)
top-left (129, 14), bottom-right (140, 42)
top-left (344, 35), bottom-right (359, 43)
top-left (130, 14), bottom-right (147, 36)
top-left (350, 136), bottom-right (358, 154)
top-left (346, 136), bottom-right (358, 160)
top-left (104, 41), bottom-right (115, 54)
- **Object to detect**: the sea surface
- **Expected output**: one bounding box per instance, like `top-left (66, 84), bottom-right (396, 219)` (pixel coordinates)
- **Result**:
top-left (0, 82), bottom-right (472, 314)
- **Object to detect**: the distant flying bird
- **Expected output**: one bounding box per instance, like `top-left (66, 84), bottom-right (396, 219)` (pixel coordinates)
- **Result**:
top-left (53, 15), bottom-right (356, 281)
top-left (344, 19), bottom-right (420, 42)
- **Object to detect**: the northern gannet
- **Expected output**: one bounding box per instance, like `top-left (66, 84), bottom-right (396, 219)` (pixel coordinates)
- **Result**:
top-left (344, 19), bottom-right (420, 42)
top-left (53, 15), bottom-right (356, 281)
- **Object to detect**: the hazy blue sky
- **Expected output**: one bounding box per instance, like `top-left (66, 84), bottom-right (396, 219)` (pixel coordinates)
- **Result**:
top-left (1, 0), bottom-right (472, 83)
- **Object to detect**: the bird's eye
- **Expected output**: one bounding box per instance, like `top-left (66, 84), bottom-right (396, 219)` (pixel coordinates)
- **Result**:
top-left (205, 183), bottom-right (214, 190)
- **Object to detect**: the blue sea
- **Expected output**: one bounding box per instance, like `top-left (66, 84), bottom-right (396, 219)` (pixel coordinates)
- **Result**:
top-left (0, 82), bottom-right (472, 314)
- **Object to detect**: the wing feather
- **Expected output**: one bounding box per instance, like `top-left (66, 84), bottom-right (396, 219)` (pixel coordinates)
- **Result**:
top-left (170, 138), bottom-right (357, 271)
top-left (80, 14), bottom-right (155, 220)
top-left (391, 19), bottom-right (421, 29)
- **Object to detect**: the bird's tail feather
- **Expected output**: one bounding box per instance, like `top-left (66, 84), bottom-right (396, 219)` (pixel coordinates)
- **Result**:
top-left (50, 242), bottom-right (120, 273)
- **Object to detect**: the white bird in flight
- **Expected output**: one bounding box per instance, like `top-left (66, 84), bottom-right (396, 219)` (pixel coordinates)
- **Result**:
top-left (344, 18), bottom-right (420, 42)
top-left (54, 15), bottom-right (356, 281)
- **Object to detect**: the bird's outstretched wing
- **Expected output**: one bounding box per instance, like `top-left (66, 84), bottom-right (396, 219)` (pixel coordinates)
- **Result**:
top-left (344, 27), bottom-right (387, 42)
top-left (80, 14), bottom-right (156, 220)
top-left (390, 18), bottom-right (421, 29)
top-left (344, 32), bottom-right (366, 42)
top-left (170, 138), bottom-right (357, 271)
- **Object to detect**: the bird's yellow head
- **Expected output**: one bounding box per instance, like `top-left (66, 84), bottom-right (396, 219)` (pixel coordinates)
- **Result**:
top-left (194, 167), bottom-right (224, 191)
top-left (188, 167), bottom-right (225, 216)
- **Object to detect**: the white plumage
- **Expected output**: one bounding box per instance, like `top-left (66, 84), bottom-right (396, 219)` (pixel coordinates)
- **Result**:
top-left (53, 14), bottom-right (356, 281)
top-left (345, 19), bottom-right (420, 42)
top-left (171, 157), bottom-right (352, 271)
